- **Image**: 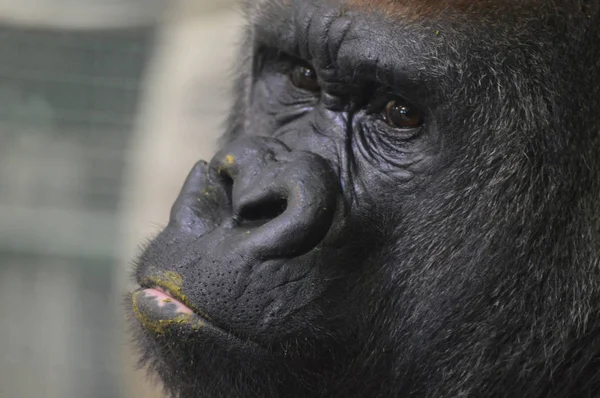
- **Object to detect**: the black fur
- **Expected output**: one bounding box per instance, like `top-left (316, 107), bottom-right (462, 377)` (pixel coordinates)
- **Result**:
top-left (129, 1), bottom-right (600, 397)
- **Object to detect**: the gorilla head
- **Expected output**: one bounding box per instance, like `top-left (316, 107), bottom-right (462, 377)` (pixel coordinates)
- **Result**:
top-left (128, 1), bottom-right (600, 397)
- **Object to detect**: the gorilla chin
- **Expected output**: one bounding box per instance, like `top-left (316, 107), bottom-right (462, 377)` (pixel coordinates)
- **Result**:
top-left (129, 1), bottom-right (600, 397)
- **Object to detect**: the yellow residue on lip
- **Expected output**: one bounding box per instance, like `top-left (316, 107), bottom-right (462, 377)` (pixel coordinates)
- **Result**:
top-left (147, 270), bottom-right (185, 299)
top-left (143, 270), bottom-right (213, 321)
top-left (225, 154), bottom-right (235, 165)
top-left (198, 186), bottom-right (216, 199)
top-left (131, 290), bottom-right (204, 335)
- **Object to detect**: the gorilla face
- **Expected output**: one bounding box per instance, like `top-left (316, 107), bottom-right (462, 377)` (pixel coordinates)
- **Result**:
top-left (129, 1), bottom-right (600, 397)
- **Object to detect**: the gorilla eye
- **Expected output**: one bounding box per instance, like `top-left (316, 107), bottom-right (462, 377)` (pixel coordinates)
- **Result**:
top-left (383, 100), bottom-right (423, 129)
top-left (290, 64), bottom-right (320, 92)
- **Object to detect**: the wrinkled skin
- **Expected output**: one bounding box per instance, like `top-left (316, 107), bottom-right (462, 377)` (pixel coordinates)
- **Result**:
top-left (128, 1), bottom-right (600, 397)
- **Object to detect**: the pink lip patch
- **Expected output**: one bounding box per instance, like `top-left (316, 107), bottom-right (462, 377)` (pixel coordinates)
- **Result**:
top-left (143, 287), bottom-right (193, 315)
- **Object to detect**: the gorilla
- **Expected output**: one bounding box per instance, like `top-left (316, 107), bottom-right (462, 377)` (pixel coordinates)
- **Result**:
top-left (128, 1), bottom-right (600, 397)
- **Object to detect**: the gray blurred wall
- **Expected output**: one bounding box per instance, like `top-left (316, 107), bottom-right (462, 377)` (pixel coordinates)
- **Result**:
top-left (117, 2), bottom-right (242, 396)
top-left (0, 0), bottom-right (242, 397)
top-left (0, 0), bottom-right (166, 29)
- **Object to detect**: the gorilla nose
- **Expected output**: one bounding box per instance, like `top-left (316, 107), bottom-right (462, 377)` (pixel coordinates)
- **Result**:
top-left (204, 137), bottom-right (339, 258)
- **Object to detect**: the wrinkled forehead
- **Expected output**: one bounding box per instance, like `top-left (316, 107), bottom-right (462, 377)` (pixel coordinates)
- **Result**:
top-left (249, 0), bottom-right (545, 45)
top-left (251, 0), bottom-right (582, 23)
top-left (250, 0), bottom-right (595, 48)
top-left (343, 0), bottom-right (564, 17)
top-left (249, 0), bottom-right (574, 27)
top-left (249, 0), bottom-right (590, 71)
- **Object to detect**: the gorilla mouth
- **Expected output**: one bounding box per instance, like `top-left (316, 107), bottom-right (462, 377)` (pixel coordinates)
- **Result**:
top-left (140, 287), bottom-right (194, 315)
top-left (131, 287), bottom-right (206, 334)
top-left (132, 281), bottom-right (266, 351)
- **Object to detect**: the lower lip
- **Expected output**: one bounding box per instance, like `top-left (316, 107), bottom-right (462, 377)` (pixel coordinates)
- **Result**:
top-left (141, 287), bottom-right (194, 314)
top-left (131, 288), bottom-right (204, 333)
top-left (131, 288), bottom-right (267, 353)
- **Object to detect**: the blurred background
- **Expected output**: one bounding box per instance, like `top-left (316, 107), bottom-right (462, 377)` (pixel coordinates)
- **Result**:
top-left (0, 0), bottom-right (243, 396)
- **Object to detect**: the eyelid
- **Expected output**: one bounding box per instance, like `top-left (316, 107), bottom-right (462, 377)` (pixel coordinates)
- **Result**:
top-left (372, 118), bottom-right (426, 141)
top-left (254, 46), bottom-right (304, 76)
top-left (366, 93), bottom-right (394, 114)
top-left (368, 90), bottom-right (422, 113)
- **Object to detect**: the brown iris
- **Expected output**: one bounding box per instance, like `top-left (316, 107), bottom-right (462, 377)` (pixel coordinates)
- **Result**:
top-left (384, 100), bottom-right (423, 129)
top-left (290, 64), bottom-right (320, 92)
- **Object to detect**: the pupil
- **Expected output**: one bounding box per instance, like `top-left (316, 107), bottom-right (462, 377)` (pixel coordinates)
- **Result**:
top-left (386, 100), bottom-right (421, 128)
top-left (395, 105), bottom-right (407, 116)
top-left (292, 65), bottom-right (320, 91)
top-left (391, 105), bottom-right (410, 123)
top-left (302, 67), bottom-right (315, 79)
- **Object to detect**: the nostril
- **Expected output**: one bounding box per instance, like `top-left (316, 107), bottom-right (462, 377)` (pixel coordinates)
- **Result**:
top-left (237, 195), bottom-right (287, 226)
